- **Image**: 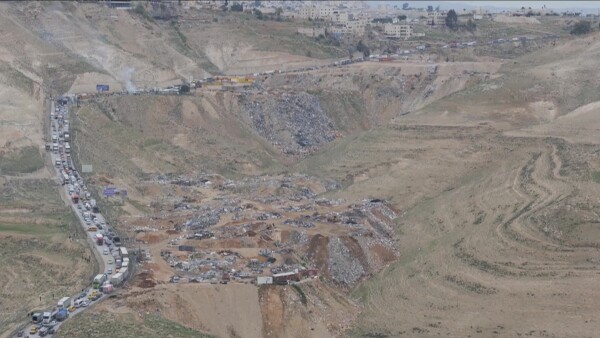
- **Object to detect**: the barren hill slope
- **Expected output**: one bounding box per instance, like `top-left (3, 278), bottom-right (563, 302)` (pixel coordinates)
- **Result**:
top-left (310, 33), bottom-right (600, 338)
top-left (2, 2), bottom-right (599, 337)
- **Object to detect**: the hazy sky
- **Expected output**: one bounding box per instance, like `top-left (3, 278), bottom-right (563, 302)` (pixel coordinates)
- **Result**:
top-left (444, 1), bottom-right (600, 9)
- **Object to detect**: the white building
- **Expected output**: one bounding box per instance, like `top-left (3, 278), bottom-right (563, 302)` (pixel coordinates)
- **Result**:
top-left (345, 19), bottom-right (368, 34)
top-left (299, 6), bottom-right (335, 20)
top-left (299, 6), bottom-right (318, 19)
top-left (427, 11), bottom-right (446, 25)
top-left (383, 24), bottom-right (413, 39)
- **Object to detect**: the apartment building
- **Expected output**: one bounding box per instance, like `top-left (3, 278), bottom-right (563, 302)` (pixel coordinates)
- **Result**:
top-left (427, 11), bottom-right (446, 25)
top-left (383, 24), bottom-right (413, 40)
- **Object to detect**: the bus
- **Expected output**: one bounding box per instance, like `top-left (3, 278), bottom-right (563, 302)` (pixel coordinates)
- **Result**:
top-left (119, 247), bottom-right (128, 258)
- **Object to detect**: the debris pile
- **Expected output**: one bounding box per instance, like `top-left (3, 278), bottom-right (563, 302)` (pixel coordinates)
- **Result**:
top-left (241, 92), bottom-right (337, 155)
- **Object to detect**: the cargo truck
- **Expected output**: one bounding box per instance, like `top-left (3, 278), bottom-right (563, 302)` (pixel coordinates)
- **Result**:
top-left (96, 234), bottom-right (104, 245)
top-left (57, 296), bottom-right (72, 309)
top-left (71, 192), bottom-right (79, 203)
top-left (91, 199), bottom-right (99, 213)
top-left (55, 308), bottom-right (69, 321)
top-left (110, 272), bottom-right (124, 286)
top-left (92, 274), bottom-right (107, 289)
top-left (42, 311), bottom-right (56, 325)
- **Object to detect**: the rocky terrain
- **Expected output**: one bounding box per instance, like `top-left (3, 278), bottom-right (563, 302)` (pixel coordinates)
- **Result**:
top-left (241, 92), bottom-right (337, 156)
top-left (2, 1), bottom-right (600, 338)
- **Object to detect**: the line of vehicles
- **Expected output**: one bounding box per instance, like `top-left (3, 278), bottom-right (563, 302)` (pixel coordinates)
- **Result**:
top-left (18, 98), bottom-right (131, 338)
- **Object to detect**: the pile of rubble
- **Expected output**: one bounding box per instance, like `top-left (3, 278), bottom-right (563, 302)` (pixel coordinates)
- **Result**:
top-left (241, 92), bottom-right (337, 155)
top-left (327, 237), bottom-right (366, 286)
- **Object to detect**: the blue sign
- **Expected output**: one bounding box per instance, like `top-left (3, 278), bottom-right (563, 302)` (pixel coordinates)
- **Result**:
top-left (96, 84), bottom-right (109, 92)
top-left (103, 187), bottom-right (117, 196)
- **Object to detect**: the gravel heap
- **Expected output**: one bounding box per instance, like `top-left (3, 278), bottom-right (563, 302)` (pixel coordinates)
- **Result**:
top-left (327, 237), bottom-right (365, 286)
top-left (241, 92), bottom-right (336, 155)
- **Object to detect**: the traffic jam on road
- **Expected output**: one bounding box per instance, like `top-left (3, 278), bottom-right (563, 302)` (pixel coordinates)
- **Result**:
top-left (17, 98), bottom-right (130, 338)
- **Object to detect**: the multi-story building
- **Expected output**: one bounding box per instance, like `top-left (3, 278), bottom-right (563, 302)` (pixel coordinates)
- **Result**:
top-left (383, 24), bottom-right (413, 40)
top-left (330, 10), bottom-right (350, 22)
top-left (299, 6), bottom-right (318, 19)
top-left (299, 6), bottom-right (335, 20)
top-left (427, 11), bottom-right (446, 25)
top-left (345, 18), bottom-right (368, 35)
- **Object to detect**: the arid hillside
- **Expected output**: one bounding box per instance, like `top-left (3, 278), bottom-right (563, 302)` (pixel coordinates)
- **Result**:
top-left (2, 1), bottom-right (600, 337)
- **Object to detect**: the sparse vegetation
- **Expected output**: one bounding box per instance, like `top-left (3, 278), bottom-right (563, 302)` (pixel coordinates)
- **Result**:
top-left (133, 3), bottom-right (153, 22)
top-left (291, 284), bottom-right (308, 305)
top-left (0, 146), bottom-right (44, 175)
top-left (55, 312), bottom-right (214, 338)
top-left (571, 21), bottom-right (592, 35)
top-left (445, 9), bottom-right (458, 29)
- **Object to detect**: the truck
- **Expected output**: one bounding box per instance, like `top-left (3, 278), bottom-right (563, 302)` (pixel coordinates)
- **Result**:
top-left (64, 132), bottom-right (70, 141)
top-left (42, 311), bottom-right (56, 325)
top-left (119, 247), bottom-right (128, 258)
top-left (91, 198), bottom-right (100, 213)
top-left (31, 312), bottom-right (43, 324)
top-left (71, 192), bottom-right (79, 203)
top-left (96, 234), bottom-right (104, 245)
top-left (92, 274), bottom-right (107, 289)
top-left (110, 272), bottom-right (124, 286)
top-left (57, 296), bottom-right (72, 309)
top-left (55, 308), bottom-right (69, 321)
top-left (65, 142), bottom-right (70, 153)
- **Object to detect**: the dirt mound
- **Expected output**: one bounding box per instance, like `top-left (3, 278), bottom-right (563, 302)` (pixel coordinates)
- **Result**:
top-left (135, 271), bottom-right (157, 288)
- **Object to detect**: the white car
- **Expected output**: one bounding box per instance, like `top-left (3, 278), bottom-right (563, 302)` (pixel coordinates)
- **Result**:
top-left (103, 249), bottom-right (109, 255)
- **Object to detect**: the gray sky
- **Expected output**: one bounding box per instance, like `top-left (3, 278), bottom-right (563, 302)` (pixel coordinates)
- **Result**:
top-left (443, 1), bottom-right (600, 9)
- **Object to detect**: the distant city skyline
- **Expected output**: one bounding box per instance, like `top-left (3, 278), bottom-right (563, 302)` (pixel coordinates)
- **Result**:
top-left (368, 1), bottom-right (600, 12)
top-left (444, 1), bottom-right (600, 9)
